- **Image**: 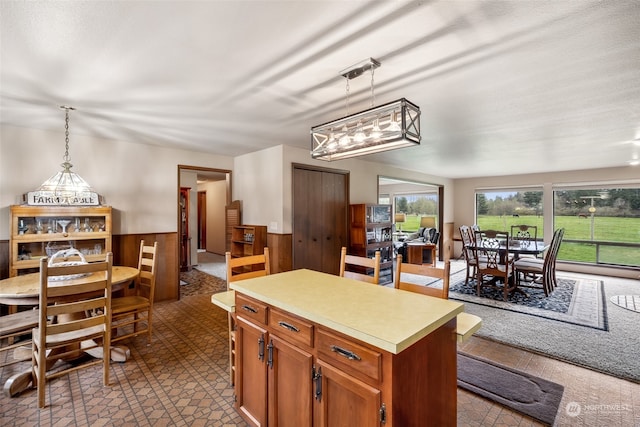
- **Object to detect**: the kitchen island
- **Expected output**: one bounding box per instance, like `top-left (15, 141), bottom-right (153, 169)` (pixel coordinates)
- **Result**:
top-left (229, 269), bottom-right (463, 427)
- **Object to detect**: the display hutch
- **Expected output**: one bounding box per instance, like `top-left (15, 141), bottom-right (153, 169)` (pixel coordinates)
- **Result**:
top-left (9, 205), bottom-right (112, 277)
top-left (348, 204), bottom-right (393, 284)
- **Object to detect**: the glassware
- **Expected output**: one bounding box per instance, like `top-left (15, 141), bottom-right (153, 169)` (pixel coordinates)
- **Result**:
top-left (57, 219), bottom-right (71, 234)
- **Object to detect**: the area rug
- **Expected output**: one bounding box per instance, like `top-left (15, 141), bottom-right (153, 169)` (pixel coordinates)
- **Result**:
top-left (448, 273), bottom-right (608, 331)
top-left (179, 268), bottom-right (227, 298)
top-left (457, 352), bottom-right (564, 426)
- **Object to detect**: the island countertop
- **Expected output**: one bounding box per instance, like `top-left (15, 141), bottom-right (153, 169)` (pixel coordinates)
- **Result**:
top-left (229, 269), bottom-right (463, 354)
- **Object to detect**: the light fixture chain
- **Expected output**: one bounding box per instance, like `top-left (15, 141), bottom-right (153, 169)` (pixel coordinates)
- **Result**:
top-left (64, 108), bottom-right (70, 163)
top-left (345, 78), bottom-right (350, 115)
top-left (370, 66), bottom-right (375, 107)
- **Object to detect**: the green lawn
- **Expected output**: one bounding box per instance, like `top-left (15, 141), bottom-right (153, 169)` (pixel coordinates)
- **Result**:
top-left (474, 215), bottom-right (640, 266)
top-left (397, 213), bottom-right (640, 266)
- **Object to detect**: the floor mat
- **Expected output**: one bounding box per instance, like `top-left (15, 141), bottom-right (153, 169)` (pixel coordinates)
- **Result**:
top-left (458, 352), bottom-right (564, 426)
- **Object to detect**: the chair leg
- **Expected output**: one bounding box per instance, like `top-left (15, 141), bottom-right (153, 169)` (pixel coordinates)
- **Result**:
top-left (103, 332), bottom-right (110, 387)
top-left (146, 309), bottom-right (153, 345)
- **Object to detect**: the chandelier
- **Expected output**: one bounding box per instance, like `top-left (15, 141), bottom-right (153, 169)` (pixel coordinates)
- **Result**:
top-left (311, 58), bottom-right (421, 161)
top-left (24, 106), bottom-right (103, 206)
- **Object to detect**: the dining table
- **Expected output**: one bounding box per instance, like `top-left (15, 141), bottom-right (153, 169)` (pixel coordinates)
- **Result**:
top-left (0, 265), bottom-right (139, 397)
top-left (465, 239), bottom-right (548, 294)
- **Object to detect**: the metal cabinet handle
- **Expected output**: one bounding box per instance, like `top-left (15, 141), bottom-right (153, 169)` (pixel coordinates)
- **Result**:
top-left (267, 340), bottom-right (274, 369)
top-left (242, 305), bottom-right (258, 314)
top-left (258, 334), bottom-right (265, 361)
top-left (278, 321), bottom-right (300, 333)
top-left (330, 345), bottom-right (361, 361)
top-left (313, 366), bottom-right (322, 401)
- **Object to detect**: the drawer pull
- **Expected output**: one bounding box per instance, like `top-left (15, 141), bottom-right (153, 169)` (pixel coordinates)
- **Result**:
top-left (242, 305), bottom-right (258, 314)
top-left (278, 321), bottom-right (300, 333)
top-left (330, 345), bottom-right (361, 361)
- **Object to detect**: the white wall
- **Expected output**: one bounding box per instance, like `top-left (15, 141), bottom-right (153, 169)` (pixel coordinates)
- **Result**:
top-left (232, 144), bottom-right (454, 235)
top-left (0, 125), bottom-right (233, 239)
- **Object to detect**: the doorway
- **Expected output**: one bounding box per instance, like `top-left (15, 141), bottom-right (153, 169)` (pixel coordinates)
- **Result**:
top-left (178, 165), bottom-right (231, 273)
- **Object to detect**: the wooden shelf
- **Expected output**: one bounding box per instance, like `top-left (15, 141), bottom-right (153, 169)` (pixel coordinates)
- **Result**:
top-left (349, 204), bottom-right (394, 284)
top-left (10, 205), bottom-right (112, 277)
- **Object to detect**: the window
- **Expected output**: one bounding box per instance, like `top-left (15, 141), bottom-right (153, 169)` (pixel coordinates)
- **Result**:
top-left (553, 187), bottom-right (640, 267)
top-left (394, 193), bottom-right (438, 232)
top-left (475, 189), bottom-right (544, 238)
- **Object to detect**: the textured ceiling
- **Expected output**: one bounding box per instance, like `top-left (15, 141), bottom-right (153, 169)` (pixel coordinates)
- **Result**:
top-left (1, 0), bottom-right (639, 178)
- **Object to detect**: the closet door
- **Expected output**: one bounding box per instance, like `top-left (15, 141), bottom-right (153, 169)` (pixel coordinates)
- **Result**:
top-left (292, 165), bottom-right (348, 275)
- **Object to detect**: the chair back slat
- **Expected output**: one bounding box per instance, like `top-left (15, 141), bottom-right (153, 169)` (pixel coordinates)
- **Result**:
top-left (339, 247), bottom-right (381, 284)
top-left (394, 255), bottom-right (451, 299)
top-left (226, 248), bottom-right (270, 287)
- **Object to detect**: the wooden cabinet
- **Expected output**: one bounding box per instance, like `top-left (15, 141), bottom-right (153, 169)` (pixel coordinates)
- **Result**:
top-left (230, 225), bottom-right (267, 258)
top-left (349, 204), bottom-right (394, 284)
top-left (234, 284), bottom-right (457, 427)
top-left (9, 205), bottom-right (112, 277)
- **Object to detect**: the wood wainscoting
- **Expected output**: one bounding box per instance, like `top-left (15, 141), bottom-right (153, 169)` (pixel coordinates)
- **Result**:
top-left (112, 233), bottom-right (179, 302)
top-left (267, 232), bottom-right (292, 274)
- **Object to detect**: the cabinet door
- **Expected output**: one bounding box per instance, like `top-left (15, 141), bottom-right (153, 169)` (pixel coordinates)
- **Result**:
top-left (314, 359), bottom-right (381, 427)
top-left (267, 335), bottom-right (313, 427)
top-left (236, 317), bottom-right (268, 427)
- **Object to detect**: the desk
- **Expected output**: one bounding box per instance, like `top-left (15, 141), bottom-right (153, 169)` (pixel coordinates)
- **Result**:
top-left (0, 266), bottom-right (139, 397)
top-left (406, 242), bottom-right (436, 265)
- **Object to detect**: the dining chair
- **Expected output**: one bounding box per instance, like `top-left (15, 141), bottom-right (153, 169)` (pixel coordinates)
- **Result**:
top-left (111, 240), bottom-right (158, 345)
top-left (339, 247), bottom-right (381, 285)
top-left (459, 225), bottom-right (481, 285)
top-left (472, 229), bottom-right (515, 301)
top-left (394, 256), bottom-right (482, 342)
top-left (514, 228), bottom-right (565, 296)
top-left (217, 247), bottom-right (270, 386)
top-left (0, 308), bottom-right (39, 368)
top-left (510, 224), bottom-right (538, 257)
top-left (33, 252), bottom-right (113, 408)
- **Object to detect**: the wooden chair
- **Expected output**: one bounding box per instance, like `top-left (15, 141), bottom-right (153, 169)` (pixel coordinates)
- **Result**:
top-left (514, 228), bottom-right (565, 296)
top-left (510, 224), bottom-right (538, 257)
top-left (394, 256), bottom-right (482, 342)
top-left (339, 247), bottom-right (381, 284)
top-left (0, 309), bottom-right (39, 368)
top-left (472, 229), bottom-right (515, 301)
top-left (459, 225), bottom-right (481, 284)
top-left (217, 247), bottom-right (270, 386)
top-left (33, 253), bottom-right (113, 408)
top-left (112, 241), bottom-right (158, 345)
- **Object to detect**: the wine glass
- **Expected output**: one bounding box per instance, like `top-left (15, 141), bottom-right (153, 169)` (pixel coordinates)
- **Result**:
top-left (57, 219), bottom-right (71, 234)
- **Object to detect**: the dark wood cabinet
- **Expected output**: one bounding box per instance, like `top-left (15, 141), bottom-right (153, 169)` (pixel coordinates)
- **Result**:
top-left (348, 204), bottom-right (394, 284)
top-left (180, 187), bottom-right (191, 272)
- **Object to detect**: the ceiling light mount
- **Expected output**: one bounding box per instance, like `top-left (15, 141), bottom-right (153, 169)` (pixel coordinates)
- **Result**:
top-left (340, 58), bottom-right (380, 80)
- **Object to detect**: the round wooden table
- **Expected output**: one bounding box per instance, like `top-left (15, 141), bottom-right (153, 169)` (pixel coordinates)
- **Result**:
top-left (0, 266), bottom-right (139, 397)
top-left (0, 266), bottom-right (139, 305)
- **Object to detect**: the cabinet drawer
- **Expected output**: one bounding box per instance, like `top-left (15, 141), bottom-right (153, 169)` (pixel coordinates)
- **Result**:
top-left (269, 308), bottom-right (313, 348)
top-left (236, 294), bottom-right (268, 325)
top-left (316, 329), bottom-right (381, 382)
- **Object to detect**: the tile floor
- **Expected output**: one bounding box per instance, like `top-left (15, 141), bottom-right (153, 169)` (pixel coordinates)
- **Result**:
top-left (1, 267), bottom-right (639, 426)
